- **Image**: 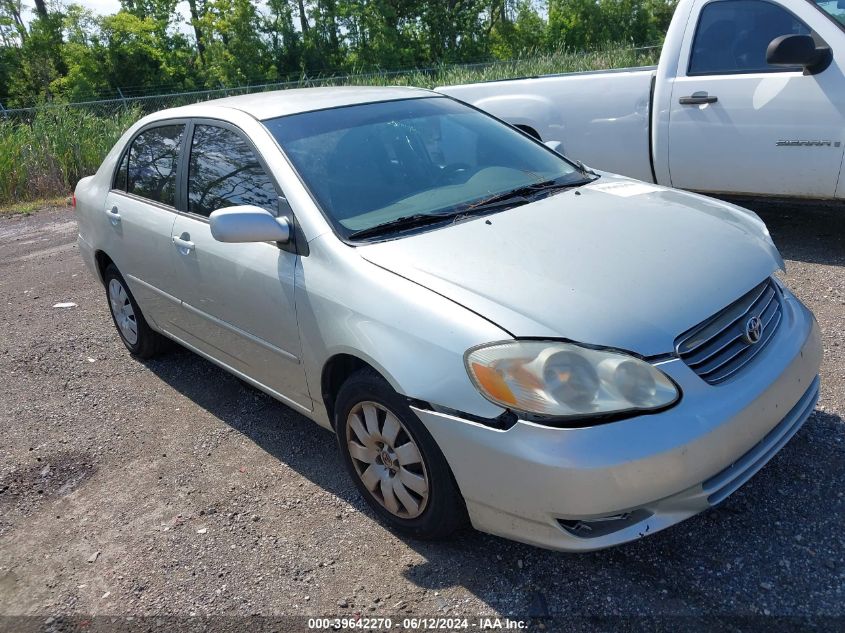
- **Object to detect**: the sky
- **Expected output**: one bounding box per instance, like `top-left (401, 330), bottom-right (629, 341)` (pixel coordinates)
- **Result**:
top-left (66, 0), bottom-right (122, 13)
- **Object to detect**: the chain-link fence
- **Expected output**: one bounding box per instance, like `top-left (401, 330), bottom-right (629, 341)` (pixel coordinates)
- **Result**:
top-left (0, 44), bottom-right (661, 205)
top-left (0, 44), bottom-right (661, 121)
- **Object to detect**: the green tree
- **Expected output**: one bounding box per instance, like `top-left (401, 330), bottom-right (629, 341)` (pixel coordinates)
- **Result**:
top-left (0, 0), bottom-right (680, 106)
top-left (1, 0), bottom-right (27, 45)
top-left (264, 0), bottom-right (302, 77)
top-left (100, 11), bottom-right (175, 93)
top-left (300, 0), bottom-right (345, 72)
top-left (420, 0), bottom-right (491, 63)
top-left (8, 11), bottom-right (66, 105)
top-left (200, 0), bottom-right (271, 85)
top-left (49, 4), bottom-right (108, 101)
top-left (548, 0), bottom-right (605, 50)
top-left (490, 0), bottom-right (546, 58)
top-left (342, 0), bottom-right (424, 69)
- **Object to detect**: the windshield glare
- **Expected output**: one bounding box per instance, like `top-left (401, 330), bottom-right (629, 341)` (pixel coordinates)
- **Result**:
top-left (263, 97), bottom-right (581, 238)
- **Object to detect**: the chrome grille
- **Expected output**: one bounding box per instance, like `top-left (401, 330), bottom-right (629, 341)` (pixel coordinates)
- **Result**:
top-left (676, 278), bottom-right (782, 385)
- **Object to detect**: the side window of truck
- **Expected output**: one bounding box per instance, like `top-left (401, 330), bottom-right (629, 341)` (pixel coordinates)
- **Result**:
top-left (689, 0), bottom-right (811, 75)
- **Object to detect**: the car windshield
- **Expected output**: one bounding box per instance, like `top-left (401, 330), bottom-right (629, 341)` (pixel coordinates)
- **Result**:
top-left (810, 0), bottom-right (845, 27)
top-left (263, 97), bottom-right (587, 239)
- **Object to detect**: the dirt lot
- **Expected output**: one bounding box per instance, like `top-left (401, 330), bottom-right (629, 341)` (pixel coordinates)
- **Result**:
top-left (0, 202), bottom-right (843, 627)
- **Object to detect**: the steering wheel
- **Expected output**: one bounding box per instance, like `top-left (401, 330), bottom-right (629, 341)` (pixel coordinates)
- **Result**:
top-left (437, 163), bottom-right (473, 185)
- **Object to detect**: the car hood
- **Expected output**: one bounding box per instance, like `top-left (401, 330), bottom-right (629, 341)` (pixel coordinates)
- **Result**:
top-left (357, 176), bottom-right (784, 357)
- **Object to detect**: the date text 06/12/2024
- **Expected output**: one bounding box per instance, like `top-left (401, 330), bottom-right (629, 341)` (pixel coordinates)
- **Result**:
top-left (307, 617), bottom-right (528, 630)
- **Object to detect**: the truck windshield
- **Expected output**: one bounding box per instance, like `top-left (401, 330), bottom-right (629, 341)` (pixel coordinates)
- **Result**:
top-left (263, 97), bottom-right (584, 239)
top-left (810, 0), bottom-right (845, 27)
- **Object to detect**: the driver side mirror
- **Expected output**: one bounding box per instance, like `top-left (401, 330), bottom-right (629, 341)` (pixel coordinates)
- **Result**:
top-left (209, 205), bottom-right (291, 244)
top-left (766, 34), bottom-right (832, 75)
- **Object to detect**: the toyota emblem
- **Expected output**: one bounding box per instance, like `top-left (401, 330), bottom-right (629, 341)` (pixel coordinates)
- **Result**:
top-left (744, 316), bottom-right (764, 345)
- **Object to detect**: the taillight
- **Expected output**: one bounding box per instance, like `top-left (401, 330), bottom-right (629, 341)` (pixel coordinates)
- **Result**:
top-left (71, 193), bottom-right (76, 209)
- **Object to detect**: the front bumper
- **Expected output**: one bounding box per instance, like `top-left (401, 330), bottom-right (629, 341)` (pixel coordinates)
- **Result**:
top-left (412, 290), bottom-right (822, 551)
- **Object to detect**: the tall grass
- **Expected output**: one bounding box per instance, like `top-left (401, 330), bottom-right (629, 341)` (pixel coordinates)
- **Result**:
top-left (0, 122), bottom-right (33, 203)
top-left (330, 45), bottom-right (659, 88)
top-left (0, 45), bottom-right (659, 206)
top-left (0, 108), bottom-right (140, 204)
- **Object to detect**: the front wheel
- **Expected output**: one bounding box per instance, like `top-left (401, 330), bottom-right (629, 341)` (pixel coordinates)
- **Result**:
top-left (335, 369), bottom-right (467, 539)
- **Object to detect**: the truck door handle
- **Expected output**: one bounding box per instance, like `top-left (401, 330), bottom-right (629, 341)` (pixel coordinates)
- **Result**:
top-left (679, 92), bottom-right (718, 105)
top-left (172, 234), bottom-right (195, 254)
top-left (105, 206), bottom-right (121, 225)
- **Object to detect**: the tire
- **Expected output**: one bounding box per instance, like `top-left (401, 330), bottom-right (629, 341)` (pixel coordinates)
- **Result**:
top-left (335, 368), bottom-right (467, 539)
top-left (103, 263), bottom-right (168, 359)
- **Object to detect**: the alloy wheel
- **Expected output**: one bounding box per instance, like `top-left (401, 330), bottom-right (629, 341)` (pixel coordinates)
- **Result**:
top-left (345, 401), bottom-right (430, 519)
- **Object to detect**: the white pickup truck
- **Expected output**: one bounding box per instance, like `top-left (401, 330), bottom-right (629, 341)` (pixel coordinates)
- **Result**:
top-left (439, 0), bottom-right (845, 200)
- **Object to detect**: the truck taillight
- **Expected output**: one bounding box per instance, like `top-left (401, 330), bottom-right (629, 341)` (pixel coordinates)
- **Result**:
top-left (71, 193), bottom-right (76, 209)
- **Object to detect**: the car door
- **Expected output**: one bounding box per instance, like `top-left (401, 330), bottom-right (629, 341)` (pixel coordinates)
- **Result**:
top-left (103, 122), bottom-right (186, 329)
top-left (167, 121), bottom-right (311, 411)
top-left (667, 0), bottom-right (845, 198)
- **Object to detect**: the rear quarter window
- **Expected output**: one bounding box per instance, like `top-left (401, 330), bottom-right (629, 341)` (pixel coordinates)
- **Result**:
top-left (127, 124), bottom-right (185, 206)
top-left (112, 151), bottom-right (128, 191)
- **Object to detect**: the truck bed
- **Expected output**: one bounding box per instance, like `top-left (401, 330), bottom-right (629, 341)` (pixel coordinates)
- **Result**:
top-left (437, 67), bottom-right (656, 182)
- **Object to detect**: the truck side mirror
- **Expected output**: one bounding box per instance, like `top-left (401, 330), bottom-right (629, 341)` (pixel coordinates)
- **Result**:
top-left (766, 34), bottom-right (832, 75)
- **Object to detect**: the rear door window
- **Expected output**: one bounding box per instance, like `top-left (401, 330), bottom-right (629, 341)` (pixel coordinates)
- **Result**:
top-left (187, 124), bottom-right (278, 217)
top-left (127, 124), bottom-right (185, 206)
top-left (113, 151), bottom-right (128, 191)
top-left (689, 0), bottom-right (811, 75)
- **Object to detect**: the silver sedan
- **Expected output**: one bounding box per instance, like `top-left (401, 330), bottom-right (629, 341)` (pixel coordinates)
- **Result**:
top-left (74, 87), bottom-right (822, 551)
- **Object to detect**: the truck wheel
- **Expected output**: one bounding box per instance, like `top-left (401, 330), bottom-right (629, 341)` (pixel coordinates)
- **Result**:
top-left (335, 368), bottom-right (467, 539)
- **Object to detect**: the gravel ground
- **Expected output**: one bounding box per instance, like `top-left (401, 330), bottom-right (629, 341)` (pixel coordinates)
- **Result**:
top-left (0, 201), bottom-right (843, 629)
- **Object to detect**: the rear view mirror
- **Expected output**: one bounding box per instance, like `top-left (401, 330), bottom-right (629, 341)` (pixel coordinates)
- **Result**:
top-left (766, 34), bottom-right (832, 75)
top-left (544, 140), bottom-right (563, 153)
top-left (209, 205), bottom-right (291, 244)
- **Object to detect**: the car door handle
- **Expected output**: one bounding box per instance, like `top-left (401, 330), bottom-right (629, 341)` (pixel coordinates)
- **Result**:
top-left (105, 206), bottom-right (121, 224)
top-left (172, 234), bottom-right (195, 254)
top-left (679, 92), bottom-right (718, 105)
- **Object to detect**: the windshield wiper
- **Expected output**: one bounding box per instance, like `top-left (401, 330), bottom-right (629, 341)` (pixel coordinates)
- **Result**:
top-left (459, 177), bottom-right (592, 215)
top-left (450, 194), bottom-right (533, 220)
top-left (347, 213), bottom-right (453, 241)
top-left (347, 176), bottom-right (599, 241)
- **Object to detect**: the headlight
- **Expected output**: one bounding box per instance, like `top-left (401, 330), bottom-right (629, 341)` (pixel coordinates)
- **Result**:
top-left (465, 341), bottom-right (678, 419)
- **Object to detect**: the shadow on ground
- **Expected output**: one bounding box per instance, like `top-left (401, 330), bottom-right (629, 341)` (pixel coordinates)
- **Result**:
top-left (137, 200), bottom-right (844, 617)
top-left (141, 343), bottom-right (844, 618)
top-left (723, 198), bottom-right (844, 267)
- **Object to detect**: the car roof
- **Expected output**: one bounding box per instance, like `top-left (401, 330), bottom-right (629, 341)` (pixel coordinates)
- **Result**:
top-left (152, 86), bottom-right (436, 122)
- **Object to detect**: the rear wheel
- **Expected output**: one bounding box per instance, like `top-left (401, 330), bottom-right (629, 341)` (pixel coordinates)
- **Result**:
top-left (103, 264), bottom-right (168, 359)
top-left (335, 369), bottom-right (467, 539)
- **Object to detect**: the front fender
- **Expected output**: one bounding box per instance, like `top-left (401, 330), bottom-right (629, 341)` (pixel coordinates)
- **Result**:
top-left (296, 235), bottom-right (509, 428)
